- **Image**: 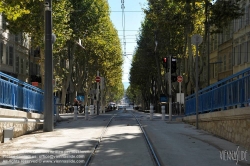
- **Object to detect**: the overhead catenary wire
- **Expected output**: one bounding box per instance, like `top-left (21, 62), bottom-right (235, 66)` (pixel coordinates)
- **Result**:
top-left (121, 0), bottom-right (126, 56)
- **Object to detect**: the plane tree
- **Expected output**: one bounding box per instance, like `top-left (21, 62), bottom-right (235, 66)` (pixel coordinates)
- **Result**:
top-left (2, 0), bottom-right (124, 106)
top-left (129, 0), bottom-right (243, 112)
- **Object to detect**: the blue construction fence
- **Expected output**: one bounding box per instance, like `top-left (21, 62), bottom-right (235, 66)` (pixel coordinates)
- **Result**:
top-left (185, 68), bottom-right (250, 115)
top-left (0, 71), bottom-right (44, 113)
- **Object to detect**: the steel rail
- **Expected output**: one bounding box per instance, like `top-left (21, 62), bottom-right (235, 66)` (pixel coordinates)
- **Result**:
top-left (131, 111), bottom-right (162, 166)
top-left (85, 110), bottom-right (161, 166)
top-left (84, 114), bottom-right (116, 166)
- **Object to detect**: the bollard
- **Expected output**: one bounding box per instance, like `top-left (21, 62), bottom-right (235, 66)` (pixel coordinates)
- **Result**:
top-left (90, 105), bottom-right (94, 115)
top-left (99, 106), bottom-right (102, 114)
top-left (150, 105), bottom-right (154, 120)
top-left (55, 98), bottom-right (60, 122)
top-left (102, 106), bottom-right (105, 113)
top-left (161, 105), bottom-right (165, 120)
top-left (102, 106), bottom-right (105, 114)
top-left (102, 106), bottom-right (106, 114)
top-left (74, 106), bottom-right (78, 120)
top-left (85, 105), bottom-right (89, 120)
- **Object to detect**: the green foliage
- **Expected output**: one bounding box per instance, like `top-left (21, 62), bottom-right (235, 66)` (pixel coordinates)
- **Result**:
top-left (70, 0), bottom-right (123, 101)
top-left (0, 0), bottom-right (32, 20)
top-left (210, 0), bottom-right (244, 33)
top-left (129, 0), bottom-right (244, 105)
top-left (2, 0), bottom-right (124, 105)
top-left (126, 85), bottom-right (137, 103)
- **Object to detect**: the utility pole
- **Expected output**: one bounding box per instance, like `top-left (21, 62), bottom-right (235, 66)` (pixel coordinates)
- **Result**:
top-left (43, 0), bottom-right (53, 132)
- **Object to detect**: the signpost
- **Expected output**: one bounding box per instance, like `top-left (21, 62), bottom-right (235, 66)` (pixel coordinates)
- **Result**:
top-left (96, 72), bottom-right (100, 115)
top-left (177, 76), bottom-right (183, 114)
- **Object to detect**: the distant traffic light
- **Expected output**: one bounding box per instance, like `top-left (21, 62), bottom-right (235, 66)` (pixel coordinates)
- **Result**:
top-left (162, 57), bottom-right (168, 69)
top-left (171, 57), bottom-right (177, 73)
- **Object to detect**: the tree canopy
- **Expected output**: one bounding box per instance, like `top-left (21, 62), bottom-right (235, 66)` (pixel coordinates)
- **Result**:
top-left (1, 0), bottom-right (124, 105)
top-left (128, 0), bottom-right (243, 112)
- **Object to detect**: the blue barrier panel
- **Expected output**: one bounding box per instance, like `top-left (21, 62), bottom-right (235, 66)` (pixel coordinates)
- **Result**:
top-left (185, 68), bottom-right (250, 115)
top-left (0, 72), bottom-right (44, 113)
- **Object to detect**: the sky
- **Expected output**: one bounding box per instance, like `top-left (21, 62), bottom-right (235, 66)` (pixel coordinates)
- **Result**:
top-left (107, 0), bottom-right (148, 90)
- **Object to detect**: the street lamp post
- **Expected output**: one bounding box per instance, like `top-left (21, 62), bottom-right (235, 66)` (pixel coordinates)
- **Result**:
top-left (43, 0), bottom-right (53, 132)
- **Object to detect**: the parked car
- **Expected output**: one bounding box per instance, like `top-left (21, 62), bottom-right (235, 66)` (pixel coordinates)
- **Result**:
top-left (133, 105), bottom-right (139, 110)
top-left (106, 102), bottom-right (116, 111)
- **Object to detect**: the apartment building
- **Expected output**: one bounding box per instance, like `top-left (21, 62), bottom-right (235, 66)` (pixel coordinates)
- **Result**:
top-left (209, 0), bottom-right (250, 84)
top-left (0, 13), bottom-right (42, 87)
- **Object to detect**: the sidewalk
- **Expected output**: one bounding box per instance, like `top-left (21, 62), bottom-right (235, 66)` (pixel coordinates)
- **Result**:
top-left (139, 111), bottom-right (250, 166)
top-left (0, 114), bottom-right (105, 165)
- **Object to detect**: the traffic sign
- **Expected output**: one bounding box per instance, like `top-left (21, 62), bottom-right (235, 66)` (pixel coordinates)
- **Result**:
top-left (96, 76), bottom-right (101, 82)
top-left (177, 76), bottom-right (183, 83)
top-left (191, 34), bottom-right (203, 45)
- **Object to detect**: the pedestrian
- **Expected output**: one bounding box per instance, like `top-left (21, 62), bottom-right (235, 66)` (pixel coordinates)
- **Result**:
top-left (73, 98), bottom-right (79, 106)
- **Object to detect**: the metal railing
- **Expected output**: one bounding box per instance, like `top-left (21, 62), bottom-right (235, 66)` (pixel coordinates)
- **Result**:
top-left (185, 68), bottom-right (250, 115)
top-left (0, 71), bottom-right (44, 113)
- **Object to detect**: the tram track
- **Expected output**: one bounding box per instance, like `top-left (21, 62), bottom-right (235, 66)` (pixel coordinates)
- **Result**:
top-left (84, 109), bottom-right (162, 166)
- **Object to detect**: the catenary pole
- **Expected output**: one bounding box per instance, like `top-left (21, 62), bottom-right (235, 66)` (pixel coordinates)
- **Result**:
top-left (43, 0), bottom-right (54, 132)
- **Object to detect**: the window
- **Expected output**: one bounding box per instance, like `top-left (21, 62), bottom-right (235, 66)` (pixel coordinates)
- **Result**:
top-left (228, 52), bottom-right (232, 70)
top-left (234, 19), bottom-right (240, 32)
top-left (233, 45), bottom-right (240, 65)
top-left (210, 34), bottom-right (219, 52)
top-left (215, 62), bottom-right (219, 78)
top-left (210, 35), bottom-right (214, 52)
top-left (5, 45), bottom-right (14, 66)
top-left (0, 42), bottom-right (3, 64)
top-left (9, 46), bottom-right (13, 66)
top-left (1, 14), bottom-right (6, 30)
top-left (240, 15), bottom-right (245, 29)
top-left (15, 35), bottom-right (19, 43)
top-left (247, 5), bottom-right (250, 25)
top-left (218, 56), bottom-right (222, 72)
top-left (210, 63), bottom-right (214, 78)
top-left (223, 55), bottom-right (227, 71)
top-left (26, 60), bottom-right (29, 74)
top-left (240, 42), bottom-right (246, 64)
top-left (20, 59), bottom-right (24, 74)
top-left (33, 47), bottom-right (40, 57)
top-left (218, 33), bottom-right (222, 45)
top-left (238, 44), bottom-right (242, 65)
top-left (248, 41), bottom-right (250, 62)
top-left (243, 42), bottom-right (247, 63)
top-left (16, 56), bottom-right (19, 73)
top-left (214, 34), bottom-right (218, 50)
top-left (5, 45), bottom-right (8, 64)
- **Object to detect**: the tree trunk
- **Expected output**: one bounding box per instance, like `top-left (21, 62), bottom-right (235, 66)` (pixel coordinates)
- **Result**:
top-left (60, 41), bottom-right (77, 105)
